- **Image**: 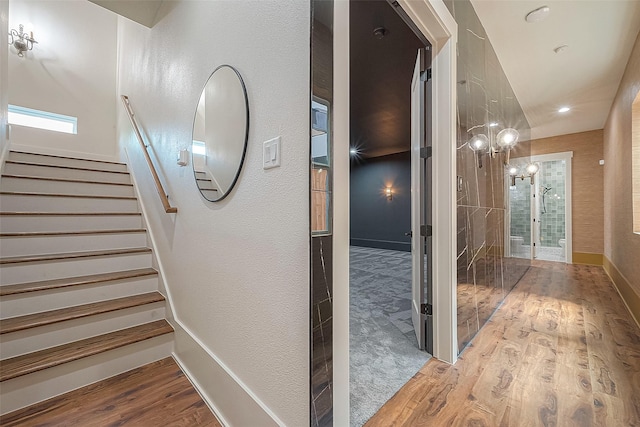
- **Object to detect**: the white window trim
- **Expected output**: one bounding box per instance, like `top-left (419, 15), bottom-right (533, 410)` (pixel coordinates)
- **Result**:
top-left (8, 104), bottom-right (77, 134)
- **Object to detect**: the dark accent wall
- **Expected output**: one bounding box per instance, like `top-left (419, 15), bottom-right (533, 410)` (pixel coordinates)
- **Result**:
top-left (350, 151), bottom-right (411, 252)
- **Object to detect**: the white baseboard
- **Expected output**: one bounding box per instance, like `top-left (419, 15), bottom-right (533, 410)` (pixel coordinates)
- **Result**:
top-left (124, 148), bottom-right (283, 427)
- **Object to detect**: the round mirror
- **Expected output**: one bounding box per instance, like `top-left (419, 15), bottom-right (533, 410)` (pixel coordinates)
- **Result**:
top-left (192, 65), bottom-right (249, 201)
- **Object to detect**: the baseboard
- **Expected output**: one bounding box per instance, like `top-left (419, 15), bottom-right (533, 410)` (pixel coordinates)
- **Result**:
top-left (8, 142), bottom-right (118, 163)
top-left (124, 149), bottom-right (281, 427)
top-left (171, 324), bottom-right (281, 427)
top-left (572, 252), bottom-right (603, 266)
top-left (350, 238), bottom-right (410, 252)
top-left (603, 255), bottom-right (640, 328)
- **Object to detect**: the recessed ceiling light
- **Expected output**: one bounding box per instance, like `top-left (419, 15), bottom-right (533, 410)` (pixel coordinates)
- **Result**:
top-left (525, 6), bottom-right (550, 23)
top-left (489, 122), bottom-right (499, 127)
top-left (558, 106), bottom-right (570, 113)
top-left (373, 27), bottom-right (387, 39)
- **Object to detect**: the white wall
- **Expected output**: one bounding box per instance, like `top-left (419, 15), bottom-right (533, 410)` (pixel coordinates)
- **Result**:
top-left (116, 1), bottom-right (310, 426)
top-left (8, 0), bottom-right (117, 160)
top-left (1, 0), bottom-right (8, 165)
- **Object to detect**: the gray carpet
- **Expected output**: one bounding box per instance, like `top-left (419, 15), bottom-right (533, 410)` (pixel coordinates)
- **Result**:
top-left (349, 246), bottom-right (431, 427)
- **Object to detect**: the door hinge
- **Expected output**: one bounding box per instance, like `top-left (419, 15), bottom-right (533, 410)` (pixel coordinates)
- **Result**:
top-left (421, 68), bottom-right (432, 82)
top-left (420, 225), bottom-right (432, 237)
top-left (421, 303), bottom-right (433, 315)
top-left (420, 147), bottom-right (432, 159)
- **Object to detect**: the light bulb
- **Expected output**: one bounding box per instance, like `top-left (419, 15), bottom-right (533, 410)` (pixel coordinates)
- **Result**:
top-left (525, 162), bottom-right (539, 175)
top-left (496, 128), bottom-right (519, 150)
top-left (469, 134), bottom-right (489, 152)
top-left (507, 165), bottom-right (518, 176)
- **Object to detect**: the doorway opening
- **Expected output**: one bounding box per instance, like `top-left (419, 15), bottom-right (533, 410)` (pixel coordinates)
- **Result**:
top-left (507, 152), bottom-right (573, 263)
top-left (348, 1), bottom-right (432, 425)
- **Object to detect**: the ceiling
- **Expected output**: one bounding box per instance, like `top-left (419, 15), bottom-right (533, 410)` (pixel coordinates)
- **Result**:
top-left (350, 1), bottom-right (425, 159)
top-left (89, 0), bottom-right (166, 28)
top-left (471, 0), bottom-right (640, 140)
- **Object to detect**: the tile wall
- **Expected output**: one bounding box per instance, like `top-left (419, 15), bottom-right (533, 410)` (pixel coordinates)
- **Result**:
top-left (311, 235), bottom-right (333, 427)
top-left (446, 0), bottom-right (532, 352)
top-left (538, 160), bottom-right (566, 247)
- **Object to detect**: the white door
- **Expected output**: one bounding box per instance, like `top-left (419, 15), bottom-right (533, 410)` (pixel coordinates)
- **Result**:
top-left (410, 49), bottom-right (425, 350)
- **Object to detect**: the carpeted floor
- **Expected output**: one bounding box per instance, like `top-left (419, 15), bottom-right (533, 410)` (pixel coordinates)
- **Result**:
top-left (349, 246), bottom-right (431, 427)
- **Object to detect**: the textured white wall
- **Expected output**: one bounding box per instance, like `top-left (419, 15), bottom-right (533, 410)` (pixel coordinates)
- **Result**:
top-left (116, 1), bottom-right (310, 425)
top-left (1, 0), bottom-right (8, 164)
top-left (7, 0), bottom-right (117, 159)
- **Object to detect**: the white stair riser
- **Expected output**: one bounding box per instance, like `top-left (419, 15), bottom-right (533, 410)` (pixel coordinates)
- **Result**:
top-left (1, 194), bottom-right (139, 213)
top-left (0, 253), bottom-right (152, 286)
top-left (0, 215), bottom-right (143, 233)
top-left (1, 304), bottom-right (166, 358)
top-left (0, 276), bottom-right (159, 318)
top-left (1, 177), bottom-right (135, 197)
top-left (0, 233), bottom-right (148, 257)
top-left (197, 180), bottom-right (216, 190)
top-left (0, 334), bottom-right (173, 415)
top-left (8, 152), bottom-right (128, 173)
top-left (3, 163), bottom-right (132, 184)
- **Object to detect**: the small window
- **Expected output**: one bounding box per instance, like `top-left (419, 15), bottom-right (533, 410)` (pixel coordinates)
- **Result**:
top-left (8, 105), bottom-right (77, 134)
top-left (633, 90), bottom-right (640, 233)
top-left (192, 140), bottom-right (206, 155)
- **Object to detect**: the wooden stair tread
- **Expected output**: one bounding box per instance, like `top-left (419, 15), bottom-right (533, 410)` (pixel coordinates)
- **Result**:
top-left (1, 292), bottom-right (165, 334)
top-left (0, 268), bottom-right (158, 296)
top-left (0, 191), bottom-right (136, 200)
top-left (0, 229), bottom-right (146, 237)
top-left (9, 151), bottom-right (127, 166)
top-left (5, 160), bottom-right (130, 175)
top-left (0, 320), bottom-right (173, 382)
top-left (0, 174), bottom-right (134, 187)
top-left (0, 247), bottom-right (151, 265)
top-left (0, 212), bottom-right (141, 216)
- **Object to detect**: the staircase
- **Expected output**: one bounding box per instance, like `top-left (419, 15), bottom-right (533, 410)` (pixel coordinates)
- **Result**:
top-left (0, 151), bottom-right (174, 416)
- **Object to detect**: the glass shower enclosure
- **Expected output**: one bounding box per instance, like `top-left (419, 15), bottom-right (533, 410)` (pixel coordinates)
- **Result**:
top-left (508, 154), bottom-right (571, 263)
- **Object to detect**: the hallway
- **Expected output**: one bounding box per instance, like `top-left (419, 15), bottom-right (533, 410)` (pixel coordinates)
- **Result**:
top-left (366, 262), bottom-right (640, 426)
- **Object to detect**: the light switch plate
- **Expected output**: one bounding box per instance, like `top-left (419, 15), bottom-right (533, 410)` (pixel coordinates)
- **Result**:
top-left (263, 137), bottom-right (281, 169)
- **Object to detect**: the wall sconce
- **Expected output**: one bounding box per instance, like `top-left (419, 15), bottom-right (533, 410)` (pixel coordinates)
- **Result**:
top-left (8, 24), bottom-right (37, 57)
top-left (494, 128), bottom-right (519, 165)
top-left (508, 162), bottom-right (539, 186)
top-left (468, 127), bottom-right (520, 168)
top-left (469, 134), bottom-right (489, 168)
top-left (385, 186), bottom-right (393, 201)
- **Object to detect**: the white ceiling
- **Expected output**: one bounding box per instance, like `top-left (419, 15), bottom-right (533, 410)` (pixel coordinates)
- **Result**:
top-left (89, 0), bottom-right (164, 28)
top-left (471, 0), bottom-right (640, 140)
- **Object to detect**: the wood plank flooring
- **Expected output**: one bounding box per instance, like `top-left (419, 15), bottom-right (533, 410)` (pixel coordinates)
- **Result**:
top-left (366, 262), bottom-right (640, 426)
top-left (0, 357), bottom-right (221, 426)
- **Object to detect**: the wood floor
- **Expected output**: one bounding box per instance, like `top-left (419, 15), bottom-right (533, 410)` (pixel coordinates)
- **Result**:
top-left (366, 262), bottom-right (640, 426)
top-left (0, 357), bottom-right (221, 426)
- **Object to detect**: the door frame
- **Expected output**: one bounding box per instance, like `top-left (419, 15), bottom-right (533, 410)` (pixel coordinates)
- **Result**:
top-left (530, 151), bottom-right (574, 263)
top-left (333, 0), bottom-right (458, 424)
top-left (505, 151), bottom-right (573, 263)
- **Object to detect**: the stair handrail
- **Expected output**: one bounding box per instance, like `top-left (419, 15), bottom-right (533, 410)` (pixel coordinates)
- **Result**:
top-left (120, 95), bottom-right (177, 214)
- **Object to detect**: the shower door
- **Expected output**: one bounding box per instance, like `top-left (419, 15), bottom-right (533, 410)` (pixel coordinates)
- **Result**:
top-left (532, 155), bottom-right (572, 263)
top-left (508, 152), bottom-right (573, 263)
top-left (508, 163), bottom-right (533, 259)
